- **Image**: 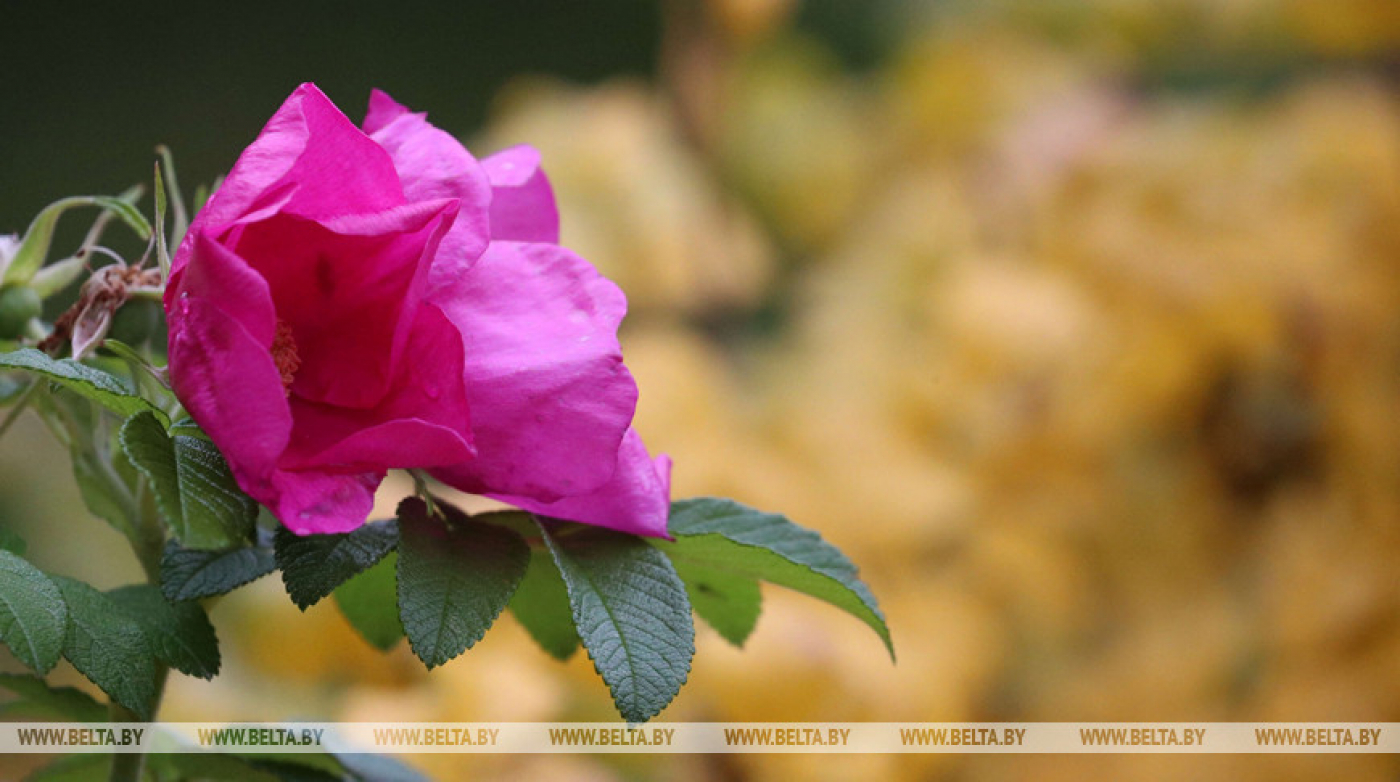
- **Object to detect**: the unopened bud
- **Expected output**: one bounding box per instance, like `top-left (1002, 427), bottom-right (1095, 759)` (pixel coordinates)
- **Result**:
top-left (0, 285), bottom-right (42, 339)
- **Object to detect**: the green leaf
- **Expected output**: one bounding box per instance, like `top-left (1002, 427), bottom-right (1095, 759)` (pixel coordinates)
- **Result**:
top-left (107, 584), bottom-right (220, 680)
top-left (150, 753), bottom-right (282, 782)
top-left (330, 752), bottom-right (430, 782)
top-left (153, 161), bottom-right (171, 281)
top-left (396, 498), bottom-right (529, 668)
top-left (672, 559), bottom-right (762, 647)
top-left (5, 195), bottom-right (152, 286)
top-left (508, 549), bottom-right (580, 661)
top-left (539, 523), bottom-right (695, 723)
top-left (168, 416), bottom-right (210, 440)
top-left (0, 349), bottom-right (167, 425)
top-left (160, 542), bottom-right (276, 602)
top-left (0, 526), bottom-right (26, 555)
top-left (0, 550), bottom-right (67, 674)
top-left (50, 576), bottom-right (157, 718)
top-left (275, 520), bottom-right (398, 610)
top-left (71, 445), bottom-right (137, 532)
top-left (120, 411), bottom-right (256, 549)
top-left (656, 498), bottom-right (893, 657)
top-left (0, 673), bottom-right (106, 721)
top-left (23, 753), bottom-right (113, 782)
top-left (29, 256), bottom-right (87, 298)
top-left (334, 553), bottom-right (404, 651)
top-left (244, 760), bottom-right (345, 782)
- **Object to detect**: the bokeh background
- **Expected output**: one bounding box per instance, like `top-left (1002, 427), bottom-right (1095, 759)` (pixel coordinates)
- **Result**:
top-left (5, 0), bottom-right (1400, 779)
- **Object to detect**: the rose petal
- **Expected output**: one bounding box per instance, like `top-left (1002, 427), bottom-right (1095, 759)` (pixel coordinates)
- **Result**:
top-left (267, 469), bottom-right (383, 535)
top-left (167, 297), bottom-right (291, 481)
top-left (364, 89), bottom-right (493, 272)
top-left (170, 83), bottom-right (405, 282)
top-left (429, 240), bottom-right (638, 501)
top-left (482, 146), bottom-right (560, 244)
top-left (170, 232), bottom-right (276, 346)
top-left (229, 199), bottom-right (456, 409)
top-left (491, 429), bottom-right (672, 538)
top-left (280, 302), bottom-right (475, 471)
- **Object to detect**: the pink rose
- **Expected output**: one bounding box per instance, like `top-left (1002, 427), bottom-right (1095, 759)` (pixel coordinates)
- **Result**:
top-left (164, 83), bottom-right (670, 537)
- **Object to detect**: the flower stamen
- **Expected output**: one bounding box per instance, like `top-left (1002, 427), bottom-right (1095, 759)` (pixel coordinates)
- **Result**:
top-left (271, 320), bottom-right (300, 395)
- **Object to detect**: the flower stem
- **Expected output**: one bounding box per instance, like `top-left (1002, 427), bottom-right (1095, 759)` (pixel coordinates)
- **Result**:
top-left (109, 476), bottom-right (170, 782)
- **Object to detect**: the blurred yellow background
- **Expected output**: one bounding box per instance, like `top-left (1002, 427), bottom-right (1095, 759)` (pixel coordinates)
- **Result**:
top-left (6, 0), bottom-right (1400, 778)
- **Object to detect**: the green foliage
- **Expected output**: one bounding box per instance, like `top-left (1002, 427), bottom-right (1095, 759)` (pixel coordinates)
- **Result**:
top-left (161, 542), bottom-right (276, 602)
top-left (0, 349), bottom-right (167, 425)
top-left (539, 522), bottom-right (695, 723)
top-left (4, 195), bottom-right (151, 286)
top-left (275, 520), bottom-right (397, 610)
top-left (671, 558), bottom-right (762, 647)
top-left (23, 753), bottom-right (114, 782)
top-left (508, 548), bottom-right (580, 661)
top-left (0, 525), bottom-right (26, 555)
top-left (396, 498), bottom-right (529, 668)
top-left (333, 553), bottom-right (404, 651)
top-left (0, 550), bottom-right (67, 674)
top-left (50, 576), bottom-right (157, 719)
top-left (120, 411), bottom-right (256, 549)
top-left (656, 498), bottom-right (893, 657)
top-left (0, 673), bottom-right (106, 721)
top-left (107, 584), bottom-right (220, 680)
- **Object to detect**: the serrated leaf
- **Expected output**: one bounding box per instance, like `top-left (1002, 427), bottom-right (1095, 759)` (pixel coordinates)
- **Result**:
top-left (334, 553), bottom-right (403, 650)
top-left (508, 549), bottom-right (579, 661)
top-left (23, 753), bottom-right (113, 782)
top-left (161, 542), bottom-right (276, 602)
top-left (672, 559), bottom-right (762, 647)
top-left (51, 576), bottom-right (157, 718)
top-left (0, 550), bottom-right (67, 674)
top-left (656, 498), bottom-right (893, 657)
top-left (0, 526), bottom-right (26, 555)
top-left (0, 673), bottom-right (106, 721)
top-left (107, 584), bottom-right (220, 680)
top-left (168, 417), bottom-right (210, 440)
top-left (396, 498), bottom-right (529, 669)
top-left (120, 411), bottom-right (256, 549)
top-left (539, 523), bottom-right (695, 723)
top-left (276, 520), bottom-right (398, 610)
top-left (0, 349), bottom-right (166, 425)
top-left (5, 195), bottom-right (151, 286)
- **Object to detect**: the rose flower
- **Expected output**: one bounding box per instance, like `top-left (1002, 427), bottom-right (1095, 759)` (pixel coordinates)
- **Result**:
top-left (164, 84), bottom-right (669, 537)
